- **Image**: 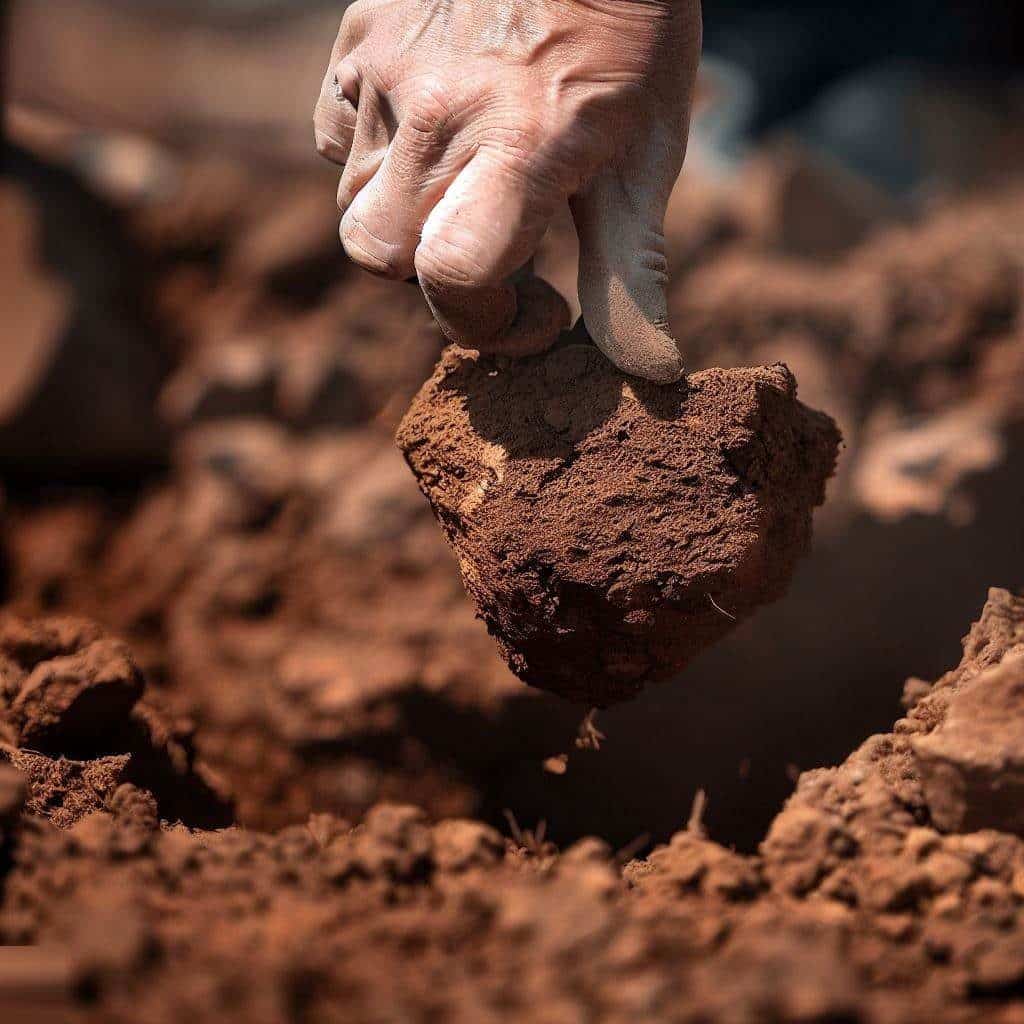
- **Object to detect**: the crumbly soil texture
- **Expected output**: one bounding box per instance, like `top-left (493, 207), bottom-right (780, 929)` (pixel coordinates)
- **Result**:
top-left (3, 592), bottom-right (1024, 1024)
top-left (3, 134), bottom-right (1024, 1022)
top-left (399, 341), bottom-right (839, 704)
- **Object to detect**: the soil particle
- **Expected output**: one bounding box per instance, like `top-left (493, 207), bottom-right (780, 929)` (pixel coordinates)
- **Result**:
top-left (1, 616), bottom-right (144, 753)
top-left (7, 750), bottom-right (131, 829)
top-left (398, 340), bottom-right (840, 704)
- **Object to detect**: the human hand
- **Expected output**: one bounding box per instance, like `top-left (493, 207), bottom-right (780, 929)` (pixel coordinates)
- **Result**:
top-left (314, 0), bottom-right (701, 382)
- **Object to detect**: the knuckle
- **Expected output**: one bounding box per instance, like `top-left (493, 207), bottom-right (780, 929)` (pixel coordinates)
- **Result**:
top-left (403, 76), bottom-right (457, 137)
top-left (341, 216), bottom-right (410, 280)
top-left (314, 127), bottom-right (338, 158)
top-left (314, 125), bottom-right (351, 165)
top-left (483, 123), bottom-right (571, 196)
top-left (415, 235), bottom-right (486, 292)
top-left (482, 117), bottom-right (544, 167)
top-left (506, 116), bottom-right (546, 154)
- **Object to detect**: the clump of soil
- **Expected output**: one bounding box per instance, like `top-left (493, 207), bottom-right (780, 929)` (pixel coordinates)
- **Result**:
top-left (0, 614), bottom-right (231, 829)
top-left (398, 340), bottom-right (840, 704)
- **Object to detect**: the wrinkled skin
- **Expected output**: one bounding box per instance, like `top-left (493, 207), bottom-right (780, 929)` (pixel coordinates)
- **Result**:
top-left (314, 0), bottom-right (702, 382)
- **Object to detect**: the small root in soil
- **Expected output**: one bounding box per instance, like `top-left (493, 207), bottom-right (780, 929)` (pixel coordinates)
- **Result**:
top-left (503, 809), bottom-right (555, 857)
top-left (687, 788), bottom-right (708, 837)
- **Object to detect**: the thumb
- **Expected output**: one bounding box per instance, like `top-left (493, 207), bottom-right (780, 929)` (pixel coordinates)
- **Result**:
top-left (571, 135), bottom-right (684, 384)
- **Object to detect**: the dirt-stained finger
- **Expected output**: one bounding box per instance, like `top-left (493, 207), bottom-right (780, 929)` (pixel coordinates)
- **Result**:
top-left (571, 144), bottom-right (685, 384)
top-left (414, 151), bottom-right (563, 350)
top-left (313, 3), bottom-right (370, 166)
top-left (314, 62), bottom-right (360, 166)
top-left (339, 82), bottom-right (465, 280)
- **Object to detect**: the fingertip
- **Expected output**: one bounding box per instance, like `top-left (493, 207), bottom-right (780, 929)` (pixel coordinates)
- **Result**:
top-left (473, 276), bottom-right (569, 359)
top-left (579, 277), bottom-right (684, 383)
top-left (599, 323), bottom-right (685, 384)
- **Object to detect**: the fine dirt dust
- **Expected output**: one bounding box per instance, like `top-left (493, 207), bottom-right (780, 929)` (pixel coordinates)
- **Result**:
top-left (399, 342), bottom-right (840, 704)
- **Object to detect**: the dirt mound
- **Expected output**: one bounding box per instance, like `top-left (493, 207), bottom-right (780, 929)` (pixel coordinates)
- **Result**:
top-left (912, 653), bottom-right (1024, 835)
top-left (3, 119), bottom-right (1024, 1021)
top-left (670, 184), bottom-right (1024, 524)
top-left (0, 614), bottom-right (231, 829)
top-left (3, 151), bottom-right (1021, 850)
top-left (399, 341), bottom-right (840, 704)
top-left (0, 591), bottom-right (1022, 1021)
top-left (2, 423), bottom-right (571, 830)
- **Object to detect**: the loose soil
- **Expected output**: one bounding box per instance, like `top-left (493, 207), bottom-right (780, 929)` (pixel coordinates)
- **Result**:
top-left (2, 133), bottom-right (1024, 1021)
top-left (2, 591), bottom-right (1024, 1023)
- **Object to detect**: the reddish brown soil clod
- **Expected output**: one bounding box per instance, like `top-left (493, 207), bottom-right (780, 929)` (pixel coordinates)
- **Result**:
top-left (398, 339), bottom-right (840, 704)
top-left (0, 615), bottom-right (232, 830)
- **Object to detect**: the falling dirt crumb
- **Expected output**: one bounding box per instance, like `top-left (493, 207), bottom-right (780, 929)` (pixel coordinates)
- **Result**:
top-left (575, 708), bottom-right (606, 751)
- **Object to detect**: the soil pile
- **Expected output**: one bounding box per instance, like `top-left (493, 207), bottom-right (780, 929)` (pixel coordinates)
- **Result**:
top-left (669, 183), bottom-right (1024, 523)
top-left (0, 590), bottom-right (1022, 1022)
top-left (0, 614), bottom-right (231, 830)
top-left (3, 424), bottom-right (560, 831)
top-left (399, 343), bottom-right (839, 704)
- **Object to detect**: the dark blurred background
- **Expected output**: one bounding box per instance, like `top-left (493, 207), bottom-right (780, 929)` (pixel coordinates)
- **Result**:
top-left (2, 0), bottom-right (1023, 852)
